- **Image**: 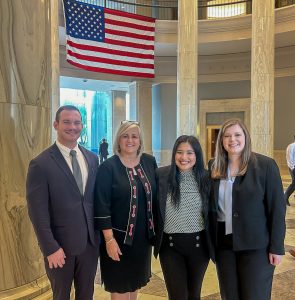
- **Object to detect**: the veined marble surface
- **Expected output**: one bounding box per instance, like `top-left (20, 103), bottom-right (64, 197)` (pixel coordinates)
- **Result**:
top-left (0, 104), bottom-right (51, 290)
top-left (0, 0), bottom-right (59, 292)
top-left (250, 0), bottom-right (275, 157)
top-left (177, 0), bottom-right (198, 136)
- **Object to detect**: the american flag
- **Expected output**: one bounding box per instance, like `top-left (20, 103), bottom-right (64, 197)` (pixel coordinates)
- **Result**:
top-left (63, 0), bottom-right (155, 78)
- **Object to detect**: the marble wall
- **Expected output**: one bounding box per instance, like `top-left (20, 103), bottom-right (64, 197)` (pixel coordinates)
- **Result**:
top-left (129, 81), bottom-right (153, 154)
top-left (0, 0), bottom-right (59, 295)
top-left (177, 0), bottom-right (198, 136)
top-left (251, 0), bottom-right (275, 157)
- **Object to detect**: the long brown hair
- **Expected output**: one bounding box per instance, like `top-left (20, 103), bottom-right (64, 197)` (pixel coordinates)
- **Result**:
top-left (211, 119), bottom-right (252, 179)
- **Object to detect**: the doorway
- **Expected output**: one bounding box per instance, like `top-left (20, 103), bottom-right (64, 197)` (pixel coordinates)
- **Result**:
top-left (207, 125), bottom-right (220, 162)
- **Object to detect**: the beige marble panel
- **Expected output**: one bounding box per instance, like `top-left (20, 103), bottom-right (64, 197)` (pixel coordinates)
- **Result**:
top-left (251, 0), bottom-right (275, 157)
top-left (0, 0), bottom-right (59, 293)
top-left (129, 81), bottom-right (153, 154)
top-left (178, 103), bottom-right (198, 136)
top-left (0, 0), bottom-right (53, 106)
top-left (112, 91), bottom-right (126, 142)
top-left (0, 104), bottom-right (51, 290)
top-left (177, 0), bottom-right (198, 136)
top-left (177, 52), bottom-right (197, 78)
top-left (177, 77), bottom-right (196, 105)
top-left (50, 0), bottom-right (61, 143)
top-left (153, 150), bottom-right (173, 167)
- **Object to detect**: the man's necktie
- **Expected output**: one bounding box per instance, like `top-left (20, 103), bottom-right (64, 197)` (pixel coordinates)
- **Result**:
top-left (70, 150), bottom-right (83, 195)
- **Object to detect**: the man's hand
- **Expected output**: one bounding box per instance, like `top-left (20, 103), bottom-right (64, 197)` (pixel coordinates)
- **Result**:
top-left (47, 248), bottom-right (66, 269)
top-left (269, 253), bottom-right (282, 266)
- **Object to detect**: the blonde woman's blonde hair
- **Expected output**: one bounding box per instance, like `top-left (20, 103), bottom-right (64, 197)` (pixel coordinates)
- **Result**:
top-left (113, 121), bottom-right (144, 156)
top-left (211, 118), bottom-right (252, 179)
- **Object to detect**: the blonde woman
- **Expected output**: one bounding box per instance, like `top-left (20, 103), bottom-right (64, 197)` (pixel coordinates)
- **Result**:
top-left (209, 119), bottom-right (285, 300)
top-left (94, 121), bottom-right (157, 300)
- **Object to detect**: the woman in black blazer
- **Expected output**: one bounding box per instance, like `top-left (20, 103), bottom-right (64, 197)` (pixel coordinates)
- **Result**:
top-left (210, 119), bottom-right (286, 300)
top-left (94, 121), bottom-right (157, 300)
top-left (154, 135), bottom-right (214, 300)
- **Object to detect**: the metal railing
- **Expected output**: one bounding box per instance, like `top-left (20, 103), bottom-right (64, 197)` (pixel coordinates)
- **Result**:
top-left (79, 0), bottom-right (178, 20)
top-left (78, 0), bottom-right (295, 20)
top-left (275, 0), bottom-right (295, 7)
top-left (199, 0), bottom-right (252, 20)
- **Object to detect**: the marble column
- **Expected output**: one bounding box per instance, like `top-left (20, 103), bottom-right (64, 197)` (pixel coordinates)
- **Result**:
top-left (250, 0), bottom-right (275, 157)
top-left (112, 90), bottom-right (127, 140)
top-left (0, 0), bottom-right (59, 298)
top-left (128, 81), bottom-right (153, 154)
top-left (177, 0), bottom-right (198, 136)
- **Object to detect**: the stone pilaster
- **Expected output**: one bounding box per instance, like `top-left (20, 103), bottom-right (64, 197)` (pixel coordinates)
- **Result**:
top-left (112, 90), bottom-right (127, 145)
top-left (128, 81), bottom-right (153, 154)
top-left (251, 0), bottom-right (275, 156)
top-left (177, 0), bottom-right (198, 136)
top-left (0, 0), bottom-right (59, 297)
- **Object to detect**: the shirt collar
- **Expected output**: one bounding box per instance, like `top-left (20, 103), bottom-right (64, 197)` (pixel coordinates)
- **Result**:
top-left (56, 140), bottom-right (79, 157)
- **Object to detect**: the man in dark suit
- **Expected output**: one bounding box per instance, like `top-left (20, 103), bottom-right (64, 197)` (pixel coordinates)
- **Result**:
top-left (26, 105), bottom-right (99, 300)
top-left (98, 138), bottom-right (109, 164)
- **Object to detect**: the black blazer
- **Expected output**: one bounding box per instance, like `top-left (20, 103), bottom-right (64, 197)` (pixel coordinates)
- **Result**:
top-left (153, 166), bottom-right (215, 261)
top-left (209, 153), bottom-right (286, 254)
top-left (26, 143), bottom-right (99, 257)
top-left (94, 153), bottom-right (157, 238)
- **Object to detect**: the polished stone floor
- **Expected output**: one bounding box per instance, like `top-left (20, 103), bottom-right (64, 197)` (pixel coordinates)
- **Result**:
top-left (94, 203), bottom-right (295, 299)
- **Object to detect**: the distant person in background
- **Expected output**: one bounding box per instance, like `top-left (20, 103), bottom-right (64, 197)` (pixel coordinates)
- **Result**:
top-left (99, 138), bottom-right (109, 164)
top-left (285, 135), bottom-right (295, 206)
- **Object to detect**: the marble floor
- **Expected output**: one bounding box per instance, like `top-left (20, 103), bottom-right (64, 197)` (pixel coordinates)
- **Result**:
top-left (94, 202), bottom-right (295, 300)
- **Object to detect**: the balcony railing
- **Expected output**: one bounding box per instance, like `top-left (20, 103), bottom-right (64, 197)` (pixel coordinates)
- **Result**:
top-left (78, 0), bottom-right (295, 20)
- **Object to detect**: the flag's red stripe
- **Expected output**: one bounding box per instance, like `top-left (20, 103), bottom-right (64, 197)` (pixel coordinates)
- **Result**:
top-left (105, 8), bottom-right (155, 23)
top-left (67, 49), bottom-right (154, 69)
top-left (105, 38), bottom-right (154, 50)
top-left (106, 28), bottom-right (154, 41)
top-left (67, 40), bottom-right (154, 59)
top-left (67, 59), bottom-right (154, 78)
top-left (105, 18), bottom-right (155, 32)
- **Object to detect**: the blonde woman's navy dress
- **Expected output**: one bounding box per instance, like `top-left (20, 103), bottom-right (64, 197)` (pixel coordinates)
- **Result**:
top-left (94, 154), bottom-right (157, 293)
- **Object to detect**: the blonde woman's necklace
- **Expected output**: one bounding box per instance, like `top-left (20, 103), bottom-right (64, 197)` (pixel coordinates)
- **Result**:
top-left (119, 155), bottom-right (140, 170)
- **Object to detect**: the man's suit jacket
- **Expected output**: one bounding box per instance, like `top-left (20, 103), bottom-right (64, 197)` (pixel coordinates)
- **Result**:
top-left (153, 166), bottom-right (215, 261)
top-left (26, 143), bottom-right (99, 257)
top-left (209, 153), bottom-right (286, 254)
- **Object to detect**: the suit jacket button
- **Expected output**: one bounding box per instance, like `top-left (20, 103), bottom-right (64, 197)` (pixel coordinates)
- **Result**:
top-left (233, 212), bottom-right (239, 217)
top-left (169, 236), bottom-right (173, 240)
top-left (169, 243), bottom-right (173, 247)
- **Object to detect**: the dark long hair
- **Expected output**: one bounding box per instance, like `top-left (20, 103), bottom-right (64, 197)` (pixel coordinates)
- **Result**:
top-left (168, 135), bottom-right (210, 207)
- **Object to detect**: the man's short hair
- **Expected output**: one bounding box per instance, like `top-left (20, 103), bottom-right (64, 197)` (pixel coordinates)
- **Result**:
top-left (55, 105), bottom-right (82, 122)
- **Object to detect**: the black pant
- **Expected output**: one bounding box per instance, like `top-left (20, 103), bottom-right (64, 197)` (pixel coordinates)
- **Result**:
top-left (99, 155), bottom-right (107, 164)
top-left (45, 242), bottom-right (99, 300)
top-left (216, 222), bottom-right (275, 300)
top-left (285, 167), bottom-right (295, 204)
top-left (159, 231), bottom-right (209, 300)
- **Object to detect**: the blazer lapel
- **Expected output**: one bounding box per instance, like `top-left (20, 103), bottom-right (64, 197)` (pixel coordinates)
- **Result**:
top-left (159, 177), bottom-right (168, 222)
top-left (50, 144), bottom-right (78, 191)
top-left (213, 179), bottom-right (220, 211)
top-left (79, 145), bottom-right (95, 194)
